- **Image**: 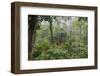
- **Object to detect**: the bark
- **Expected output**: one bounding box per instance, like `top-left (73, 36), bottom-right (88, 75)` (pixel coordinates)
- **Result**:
top-left (28, 31), bottom-right (34, 60)
top-left (68, 17), bottom-right (72, 51)
top-left (49, 20), bottom-right (54, 44)
top-left (28, 15), bottom-right (38, 60)
top-left (78, 18), bottom-right (82, 57)
top-left (79, 23), bottom-right (82, 49)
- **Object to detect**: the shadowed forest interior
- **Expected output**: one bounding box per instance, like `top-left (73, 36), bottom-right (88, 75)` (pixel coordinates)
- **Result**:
top-left (28, 15), bottom-right (88, 60)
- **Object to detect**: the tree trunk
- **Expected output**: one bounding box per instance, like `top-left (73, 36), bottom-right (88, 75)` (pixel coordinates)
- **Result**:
top-left (68, 17), bottom-right (72, 51)
top-left (49, 20), bottom-right (54, 44)
top-left (79, 23), bottom-right (82, 48)
top-left (28, 15), bottom-right (38, 60)
top-left (78, 18), bottom-right (82, 57)
top-left (28, 31), bottom-right (34, 60)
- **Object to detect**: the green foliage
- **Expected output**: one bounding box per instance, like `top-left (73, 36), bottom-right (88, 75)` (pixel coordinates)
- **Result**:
top-left (29, 16), bottom-right (88, 60)
top-left (32, 45), bottom-right (70, 60)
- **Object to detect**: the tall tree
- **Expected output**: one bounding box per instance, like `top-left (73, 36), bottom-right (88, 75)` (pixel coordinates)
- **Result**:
top-left (28, 15), bottom-right (54, 59)
top-left (28, 15), bottom-right (38, 59)
top-left (41, 16), bottom-right (54, 44)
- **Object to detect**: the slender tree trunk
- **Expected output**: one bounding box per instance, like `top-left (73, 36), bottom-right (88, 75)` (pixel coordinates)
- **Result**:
top-left (68, 17), bottom-right (72, 51)
top-left (79, 21), bottom-right (82, 58)
top-left (78, 18), bottom-right (82, 57)
top-left (49, 20), bottom-right (54, 44)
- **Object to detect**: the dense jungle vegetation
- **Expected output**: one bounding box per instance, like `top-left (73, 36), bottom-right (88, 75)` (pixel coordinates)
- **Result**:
top-left (28, 15), bottom-right (88, 60)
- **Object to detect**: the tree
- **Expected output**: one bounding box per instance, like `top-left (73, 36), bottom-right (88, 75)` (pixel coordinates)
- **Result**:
top-left (28, 15), bottom-right (38, 59)
top-left (28, 15), bottom-right (55, 59)
top-left (40, 16), bottom-right (54, 44)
